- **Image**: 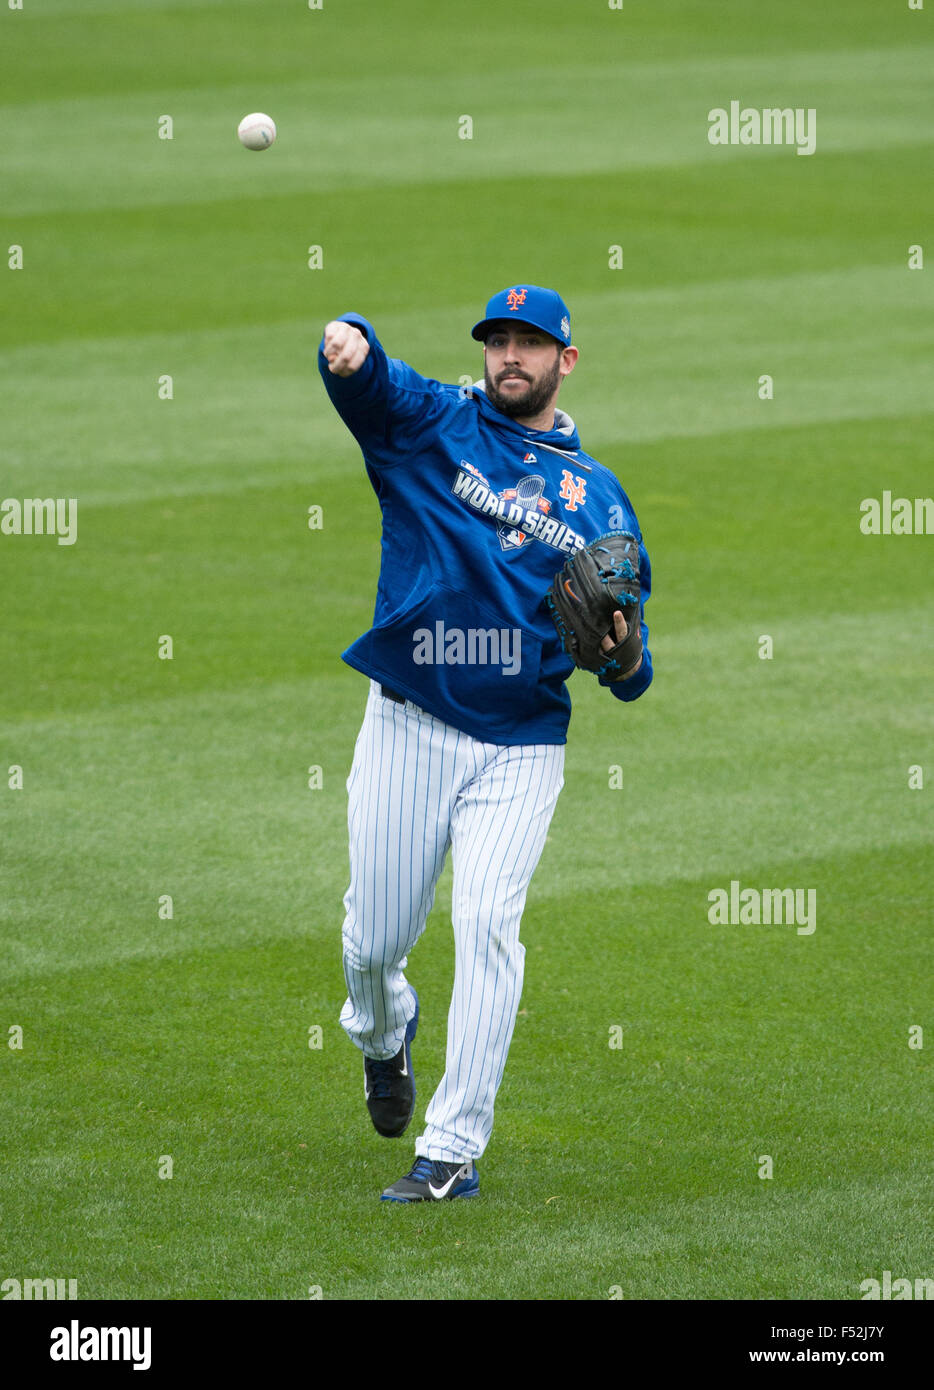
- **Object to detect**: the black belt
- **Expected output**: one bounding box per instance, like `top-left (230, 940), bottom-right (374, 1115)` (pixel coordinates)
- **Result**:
top-left (380, 685), bottom-right (406, 704)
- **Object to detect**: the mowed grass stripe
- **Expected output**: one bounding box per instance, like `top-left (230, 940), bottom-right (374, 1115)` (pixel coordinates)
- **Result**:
top-left (6, 143), bottom-right (932, 346)
top-left (1, 852), bottom-right (929, 1299)
top-left (3, 921), bottom-right (925, 1148)
top-left (3, 37), bottom-right (930, 215)
top-left (0, 1177), bottom-right (926, 1299)
top-left (1, 594), bottom-right (929, 980)
top-left (2, 845), bottom-right (929, 1000)
top-left (2, 592), bottom-right (930, 727)
top-left (2, 264), bottom-right (931, 505)
top-left (2, 409), bottom-right (931, 547)
top-left (3, 0), bottom-right (916, 106)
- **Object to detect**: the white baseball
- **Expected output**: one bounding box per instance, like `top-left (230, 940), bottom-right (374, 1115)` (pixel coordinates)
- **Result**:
top-left (237, 113), bottom-right (277, 151)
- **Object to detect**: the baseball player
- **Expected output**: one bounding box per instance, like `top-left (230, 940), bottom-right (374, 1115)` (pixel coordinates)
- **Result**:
top-left (318, 285), bottom-right (653, 1202)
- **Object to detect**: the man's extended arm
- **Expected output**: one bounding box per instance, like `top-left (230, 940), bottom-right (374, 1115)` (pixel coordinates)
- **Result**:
top-left (317, 313), bottom-right (446, 457)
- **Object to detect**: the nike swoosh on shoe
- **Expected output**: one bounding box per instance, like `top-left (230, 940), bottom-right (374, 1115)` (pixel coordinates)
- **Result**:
top-left (428, 1167), bottom-right (468, 1200)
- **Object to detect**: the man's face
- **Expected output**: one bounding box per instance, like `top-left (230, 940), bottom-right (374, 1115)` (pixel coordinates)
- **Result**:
top-left (482, 323), bottom-right (566, 419)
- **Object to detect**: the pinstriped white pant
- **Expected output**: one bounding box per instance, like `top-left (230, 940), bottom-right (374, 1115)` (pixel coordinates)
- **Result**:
top-left (340, 680), bottom-right (565, 1162)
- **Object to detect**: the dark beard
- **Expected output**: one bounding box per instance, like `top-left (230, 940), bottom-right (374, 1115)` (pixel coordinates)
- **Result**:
top-left (484, 354), bottom-right (562, 420)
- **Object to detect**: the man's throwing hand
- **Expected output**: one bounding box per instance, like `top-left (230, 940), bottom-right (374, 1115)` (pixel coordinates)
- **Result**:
top-left (323, 321), bottom-right (370, 376)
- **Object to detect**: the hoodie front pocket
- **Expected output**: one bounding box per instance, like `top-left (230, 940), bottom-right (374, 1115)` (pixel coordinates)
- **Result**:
top-left (367, 581), bottom-right (543, 738)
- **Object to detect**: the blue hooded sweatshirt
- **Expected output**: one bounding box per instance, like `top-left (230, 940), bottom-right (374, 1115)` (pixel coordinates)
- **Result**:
top-left (318, 313), bottom-right (652, 745)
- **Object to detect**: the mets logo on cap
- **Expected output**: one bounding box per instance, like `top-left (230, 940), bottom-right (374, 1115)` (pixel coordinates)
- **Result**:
top-left (471, 285), bottom-right (572, 346)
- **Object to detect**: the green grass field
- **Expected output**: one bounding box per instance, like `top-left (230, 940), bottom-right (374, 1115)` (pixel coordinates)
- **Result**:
top-left (1, 0), bottom-right (931, 1301)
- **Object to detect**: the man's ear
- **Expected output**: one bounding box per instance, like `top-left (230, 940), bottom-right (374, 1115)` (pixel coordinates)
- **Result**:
top-left (560, 346), bottom-right (580, 377)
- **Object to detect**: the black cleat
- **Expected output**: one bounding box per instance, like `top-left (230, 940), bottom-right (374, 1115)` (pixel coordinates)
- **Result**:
top-left (381, 1156), bottom-right (480, 1203)
top-left (364, 992), bottom-right (419, 1138)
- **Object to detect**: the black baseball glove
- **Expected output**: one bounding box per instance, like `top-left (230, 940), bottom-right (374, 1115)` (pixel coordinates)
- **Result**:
top-left (545, 532), bottom-right (642, 679)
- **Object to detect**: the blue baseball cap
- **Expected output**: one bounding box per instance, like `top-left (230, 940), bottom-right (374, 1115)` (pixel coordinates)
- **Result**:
top-left (471, 285), bottom-right (572, 347)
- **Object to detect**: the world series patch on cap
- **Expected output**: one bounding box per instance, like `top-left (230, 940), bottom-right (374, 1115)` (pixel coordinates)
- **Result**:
top-left (471, 285), bottom-right (572, 347)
